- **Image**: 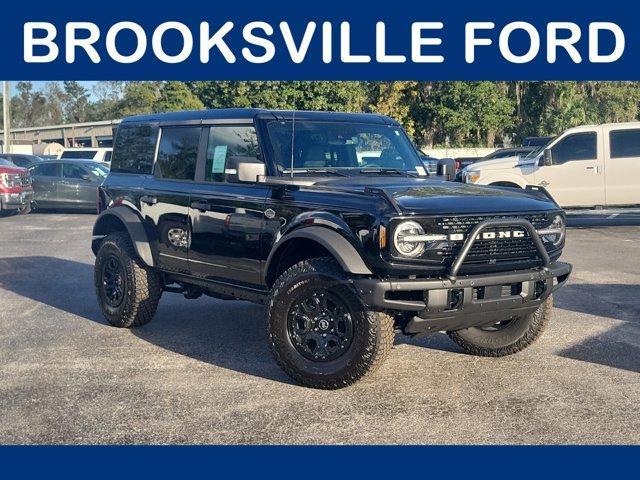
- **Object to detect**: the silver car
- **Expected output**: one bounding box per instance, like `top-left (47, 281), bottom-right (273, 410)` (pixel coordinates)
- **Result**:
top-left (28, 159), bottom-right (109, 211)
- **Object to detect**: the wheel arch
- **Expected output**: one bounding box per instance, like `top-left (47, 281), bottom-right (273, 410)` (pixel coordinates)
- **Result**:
top-left (264, 226), bottom-right (372, 287)
top-left (488, 181), bottom-right (523, 188)
top-left (92, 206), bottom-right (155, 267)
top-left (480, 173), bottom-right (528, 189)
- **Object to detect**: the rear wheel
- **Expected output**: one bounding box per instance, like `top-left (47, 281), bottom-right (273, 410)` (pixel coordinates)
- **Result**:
top-left (268, 257), bottom-right (394, 389)
top-left (447, 296), bottom-right (552, 357)
top-left (94, 232), bottom-right (162, 328)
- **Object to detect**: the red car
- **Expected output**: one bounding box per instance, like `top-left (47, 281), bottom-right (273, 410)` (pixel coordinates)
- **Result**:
top-left (0, 158), bottom-right (33, 215)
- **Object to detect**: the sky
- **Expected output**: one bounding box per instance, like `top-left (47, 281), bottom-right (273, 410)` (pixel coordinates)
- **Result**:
top-left (10, 81), bottom-right (99, 99)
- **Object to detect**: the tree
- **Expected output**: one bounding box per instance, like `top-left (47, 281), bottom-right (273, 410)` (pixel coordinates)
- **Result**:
top-left (87, 81), bottom-right (126, 121)
top-left (188, 81), bottom-right (367, 112)
top-left (63, 81), bottom-right (90, 123)
top-left (113, 82), bottom-right (162, 117)
top-left (155, 81), bottom-right (204, 112)
top-left (10, 82), bottom-right (47, 128)
top-left (366, 82), bottom-right (418, 138)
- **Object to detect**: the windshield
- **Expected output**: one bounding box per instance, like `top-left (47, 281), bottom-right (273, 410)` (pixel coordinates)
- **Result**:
top-left (266, 121), bottom-right (424, 174)
top-left (525, 136), bottom-right (557, 159)
top-left (0, 158), bottom-right (16, 167)
top-left (61, 150), bottom-right (97, 159)
top-left (88, 163), bottom-right (109, 178)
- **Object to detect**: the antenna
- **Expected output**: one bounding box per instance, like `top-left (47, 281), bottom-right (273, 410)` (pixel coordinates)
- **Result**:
top-left (289, 110), bottom-right (296, 179)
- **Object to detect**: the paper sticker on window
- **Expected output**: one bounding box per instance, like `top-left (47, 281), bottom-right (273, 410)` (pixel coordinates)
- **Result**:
top-left (211, 145), bottom-right (228, 173)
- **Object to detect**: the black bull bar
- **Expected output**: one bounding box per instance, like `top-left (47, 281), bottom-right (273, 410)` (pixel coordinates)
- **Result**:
top-left (353, 218), bottom-right (572, 334)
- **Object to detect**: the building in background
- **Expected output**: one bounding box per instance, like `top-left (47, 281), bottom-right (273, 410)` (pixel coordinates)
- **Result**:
top-left (0, 119), bottom-right (121, 155)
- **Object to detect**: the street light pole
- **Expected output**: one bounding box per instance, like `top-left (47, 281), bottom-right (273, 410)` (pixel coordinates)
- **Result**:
top-left (2, 81), bottom-right (10, 154)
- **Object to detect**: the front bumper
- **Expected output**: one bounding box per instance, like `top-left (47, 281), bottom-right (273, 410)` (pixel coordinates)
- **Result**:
top-left (0, 190), bottom-right (33, 210)
top-left (354, 261), bottom-right (572, 334)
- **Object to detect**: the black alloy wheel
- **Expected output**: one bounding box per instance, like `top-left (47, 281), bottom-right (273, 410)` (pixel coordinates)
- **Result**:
top-left (287, 291), bottom-right (354, 362)
top-left (101, 254), bottom-right (126, 307)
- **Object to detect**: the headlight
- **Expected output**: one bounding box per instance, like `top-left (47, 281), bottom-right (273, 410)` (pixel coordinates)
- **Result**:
top-left (393, 221), bottom-right (426, 258)
top-left (538, 214), bottom-right (565, 247)
top-left (0, 173), bottom-right (20, 188)
top-left (465, 171), bottom-right (481, 184)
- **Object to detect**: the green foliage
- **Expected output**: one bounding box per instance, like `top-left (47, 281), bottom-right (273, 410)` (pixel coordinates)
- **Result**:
top-left (155, 81), bottom-right (204, 112)
top-left (5, 81), bottom-right (640, 148)
top-left (187, 81), bottom-right (366, 112)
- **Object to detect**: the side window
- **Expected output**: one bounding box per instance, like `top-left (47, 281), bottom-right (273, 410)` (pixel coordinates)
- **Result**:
top-left (63, 163), bottom-right (87, 179)
top-left (103, 151), bottom-right (112, 163)
top-left (155, 127), bottom-right (201, 181)
top-left (551, 132), bottom-right (597, 164)
top-left (610, 129), bottom-right (640, 158)
top-left (204, 126), bottom-right (261, 183)
top-left (32, 163), bottom-right (60, 177)
top-left (110, 124), bottom-right (158, 174)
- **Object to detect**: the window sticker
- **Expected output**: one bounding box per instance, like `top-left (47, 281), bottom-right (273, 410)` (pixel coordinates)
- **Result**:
top-left (211, 145), bottom-right (228, 173)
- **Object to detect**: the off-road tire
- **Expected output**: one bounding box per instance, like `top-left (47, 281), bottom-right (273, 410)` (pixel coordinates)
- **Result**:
top-left (267, 257), bottom-right (394, 389)
top-left (94, 232), bottom-right (162, 328)
top-left (447, 295), bottom-right (553, 357)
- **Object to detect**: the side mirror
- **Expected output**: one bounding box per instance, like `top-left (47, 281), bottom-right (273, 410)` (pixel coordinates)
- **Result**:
top-left (82, 174), bottom-right (93, 182)
top-left (437, 158), bottom-right (457, 181)
top-left (237, 162), bottom-right (266, 182)
top-left (542, 149), bottom-right (553, 166)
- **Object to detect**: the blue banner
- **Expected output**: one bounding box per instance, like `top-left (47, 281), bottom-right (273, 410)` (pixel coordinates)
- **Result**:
top-left (0, 445), bottom-right (637, 477)
top-left (2, 0), bottom-right (639, 80)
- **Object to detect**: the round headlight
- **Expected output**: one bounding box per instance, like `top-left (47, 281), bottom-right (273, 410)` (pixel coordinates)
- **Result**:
top-left (539, 214), bottom-right (565, 247)
top-left (393, 221), bottom-right (426, 258)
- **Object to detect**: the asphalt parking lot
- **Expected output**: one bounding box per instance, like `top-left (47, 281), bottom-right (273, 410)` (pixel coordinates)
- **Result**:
top-left (1, 212), bottom-right (639, 444)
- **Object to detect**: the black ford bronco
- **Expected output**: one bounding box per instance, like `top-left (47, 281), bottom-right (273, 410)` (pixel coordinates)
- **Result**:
top-left (92, 108), bottom-right (572, 389)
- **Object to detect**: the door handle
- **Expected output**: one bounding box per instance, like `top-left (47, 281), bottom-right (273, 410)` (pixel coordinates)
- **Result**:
top-left (140, 195), bottom-right (158, 205)
top-left (586, 166), bottom-right (599, 174)
top-left (190, 201), bottom-right (209, 212)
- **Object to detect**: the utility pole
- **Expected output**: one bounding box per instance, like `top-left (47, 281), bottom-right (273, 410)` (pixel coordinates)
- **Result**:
top-left (2, 81), bottom-right (10, 154)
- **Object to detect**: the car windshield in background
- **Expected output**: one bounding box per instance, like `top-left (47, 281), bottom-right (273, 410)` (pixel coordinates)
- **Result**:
top-left (61, 150), bottom-right (97, 159)
top-left (89, 164), bottom-right (109, 177)
top-left (0, 158), bottom-right (16, 167)
top-left (266, 121), bottom-right (423, 174)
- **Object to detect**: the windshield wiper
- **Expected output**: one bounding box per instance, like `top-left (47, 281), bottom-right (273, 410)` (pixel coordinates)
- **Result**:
top-left (360, 168), bottom-right (418, 177)
top-left (282, 168), bottom-right (348, 177)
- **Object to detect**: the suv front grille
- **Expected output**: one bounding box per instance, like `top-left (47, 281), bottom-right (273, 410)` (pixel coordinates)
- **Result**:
top-left (19, 172), bottom-right (31, 187)
top-left (436, 214), bottom-right (550, 266)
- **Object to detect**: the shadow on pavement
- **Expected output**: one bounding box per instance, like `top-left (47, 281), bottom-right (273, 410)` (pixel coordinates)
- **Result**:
top-left (2, 256), bottom-right (639, 376)
top-left (0, 256), bottom-right (291, 385)
top-left (555, 283), bottom-right (640, 373)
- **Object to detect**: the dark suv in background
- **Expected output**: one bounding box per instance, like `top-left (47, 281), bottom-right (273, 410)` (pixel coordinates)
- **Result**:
top-left (92, 109), bottom-right (571, 389)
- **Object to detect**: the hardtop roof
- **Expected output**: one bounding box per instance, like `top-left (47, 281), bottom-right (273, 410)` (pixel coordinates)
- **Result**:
top-left (120, 108), bottom-right (399, 125)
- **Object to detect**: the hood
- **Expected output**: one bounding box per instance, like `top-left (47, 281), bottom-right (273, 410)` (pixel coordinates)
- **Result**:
top-left (0, 165), bottom-right (27, 174)
top-left (466, 155), bottom-right (536, 171)
top-left (309, 176), bottom-right (557, 215)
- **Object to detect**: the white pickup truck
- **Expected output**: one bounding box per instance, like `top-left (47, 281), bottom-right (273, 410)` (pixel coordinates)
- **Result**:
top-left (461, 122), bottom-right (640, 208)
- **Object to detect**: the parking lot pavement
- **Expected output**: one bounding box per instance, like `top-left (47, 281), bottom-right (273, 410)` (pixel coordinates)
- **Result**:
top-left (1, 213), bottom-right (639, 445)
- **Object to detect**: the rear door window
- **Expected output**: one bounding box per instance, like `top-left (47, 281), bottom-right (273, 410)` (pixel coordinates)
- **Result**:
top-left (610, 129), bottom-right (640, 158)
top-left (31, 163), bottom-right (60, 177)
top-left (155, 127), bottom-right (201, 181)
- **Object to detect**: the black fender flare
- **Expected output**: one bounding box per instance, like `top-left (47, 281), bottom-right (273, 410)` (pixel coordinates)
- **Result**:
top-left (265, 226), bottom-right (373, 280)
top-left (92, 206), bottom-right (155, 267)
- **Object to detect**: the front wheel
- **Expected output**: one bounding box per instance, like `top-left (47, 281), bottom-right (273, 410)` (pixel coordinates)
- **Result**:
top-left (447, 296), bottom-right (553, 357)
top-left (18, 203), bottom-right (31, 215)
top-left (267, 257), bottom-right (394, 389)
